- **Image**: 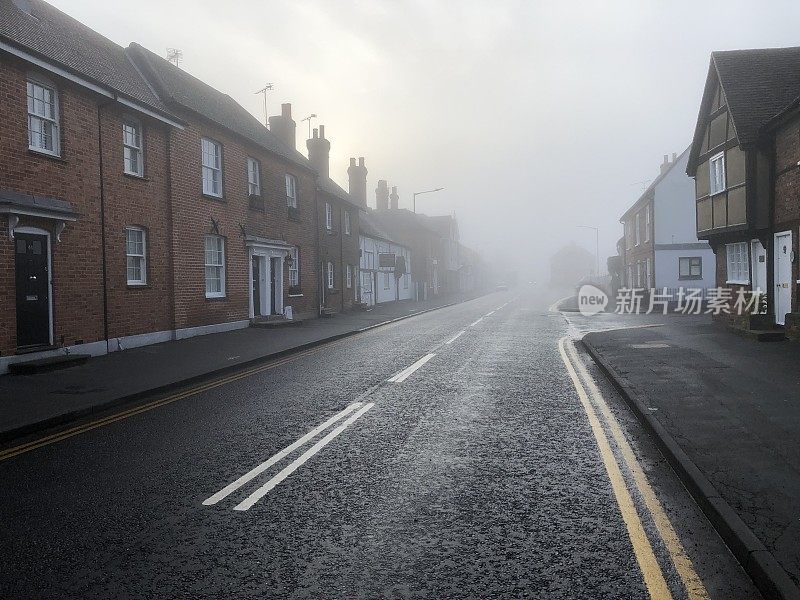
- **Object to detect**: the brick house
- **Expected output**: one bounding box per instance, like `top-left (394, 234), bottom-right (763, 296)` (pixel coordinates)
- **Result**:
top-left (620, 149), bottom-right (715, 298)
top-left (0, 0), bottom-right (183, 371)
top-left (306, 126), bottom-right (362, 313)
top-left (687, 47), bottom-right (800, 330)
top-left (128, 46), bottom-right (320, 327)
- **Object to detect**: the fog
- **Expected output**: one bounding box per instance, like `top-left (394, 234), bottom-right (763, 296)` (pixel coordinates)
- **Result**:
top-left (53, 0), bottom-right (800, 283)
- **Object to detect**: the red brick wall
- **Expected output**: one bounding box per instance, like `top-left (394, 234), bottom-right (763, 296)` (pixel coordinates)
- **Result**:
top-left (166, 112), bottom-right (320, 328)
top-left (318, 193), bottom-right (360, 311)
top-left (773, 118), bottom-right (800, 312)
top-left (0, 56), bottom-right (105, 354)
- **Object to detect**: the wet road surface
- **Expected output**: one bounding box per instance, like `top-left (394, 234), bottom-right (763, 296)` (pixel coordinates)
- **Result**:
top-left (0, 289), bottom-right (761, 598)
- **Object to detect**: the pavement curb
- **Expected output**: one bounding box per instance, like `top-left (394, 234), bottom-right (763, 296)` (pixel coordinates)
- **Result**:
top-left (581, 335), bottom-right (800, 600)
top-left (0, 296), bottom-right (474, 448)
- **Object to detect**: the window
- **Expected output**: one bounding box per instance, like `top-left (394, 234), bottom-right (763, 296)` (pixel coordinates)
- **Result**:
top-left (403, 273), bottom-right (409, 289)
top-left (27, 78), bottom-right (59, 155)
top-left (286, 174), bottom-right (298, 207)
top-left (346, 264), bottom-right (352, 288)
top-left (123, 120), bottom-right (143, 176)
top-left (726, 242), bottom-right (749, 284)
top-left (204, 235), bottom-right (226, 297)
top-left (645, 205), bottom-right (651, 242)
top-left (646, 257), bottom-right (652, 288)
top-left (289, 247), bottom-right (300, 287)
top-left (624, 221), bottom-right (631, 250)
top-left (344, 211), bottom-right (351, 235)
top-left (247, 157), bottom-right (260, 196)
top-left (201, 138), bottom-right (223, 197)
top-left (325, 202), bottom-right (332, 230)
top-left (327, 261), bottom-right (334, 289)
top-left (679, 257), bottom-right (702, 280)
top-left (125, 227), bottom-right (146, 285)
top-left (635, 213), bottom-right (641, 246)
top-left (710, 152), bottom-right (726, 195)
top-left (384, 272), bottom-right (390, 290)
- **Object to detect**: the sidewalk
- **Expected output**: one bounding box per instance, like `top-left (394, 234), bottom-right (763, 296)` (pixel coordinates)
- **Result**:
top-left (0, 295), bottom-right (475, 444)
top-left (582, 319), bottom-right (800, 599)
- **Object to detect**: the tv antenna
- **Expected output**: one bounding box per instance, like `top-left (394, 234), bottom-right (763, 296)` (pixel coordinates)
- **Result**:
top-left (166, 48), bottom-right (183, 68)
top-left (631, 179), bottom-right (651, 192)
top-left (255, 84), bottom-right (275, 126)
top-left (301, 114), bottom-right (318, 139)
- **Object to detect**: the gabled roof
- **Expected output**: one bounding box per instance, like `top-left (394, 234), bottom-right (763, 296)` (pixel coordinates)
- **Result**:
top-left (368, 209), bottom-right (440, 248)
top-left (360, 211), bottom-right (403, 245)
top-left (620, 146), bottom-right (690, 222)
top-left (688, 47), bottom-right (800, 174)
top-left (0, 0), bottom-right (175, 120)
top-left (127, 43), bottom-right (312, 170)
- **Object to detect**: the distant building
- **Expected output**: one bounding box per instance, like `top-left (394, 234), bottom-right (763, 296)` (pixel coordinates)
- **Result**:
top-left (619, 149), bottom-right (715, 297)
top-left (549, 243), bottom-right (595, 288)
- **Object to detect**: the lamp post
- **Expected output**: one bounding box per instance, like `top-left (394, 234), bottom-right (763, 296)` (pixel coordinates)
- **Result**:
top-left (412, 187), bottom-right (444, 213)
top-left (577, 225), bottom-right (600, 277)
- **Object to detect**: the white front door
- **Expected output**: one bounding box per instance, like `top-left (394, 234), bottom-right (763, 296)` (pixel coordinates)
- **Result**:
top-left (751, 240), bottom-right (767, 292)
top-left (774, 231), bottom-right (792, 325)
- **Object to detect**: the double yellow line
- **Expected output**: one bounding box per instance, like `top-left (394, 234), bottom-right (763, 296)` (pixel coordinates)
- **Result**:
top-left (558, 336), bottom-right (708, 600)
top-left (0, 343), bottom-right (331, 462)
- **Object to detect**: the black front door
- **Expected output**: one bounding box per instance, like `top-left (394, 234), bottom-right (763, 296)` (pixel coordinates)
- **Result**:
top-left (15, 233), bottom-right (50, 348)
top-left (252, 256), bottom-right (261, 316)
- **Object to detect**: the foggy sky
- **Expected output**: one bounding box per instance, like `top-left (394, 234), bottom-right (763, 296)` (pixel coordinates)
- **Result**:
top-left (52, 0), bottom-right (800, 280)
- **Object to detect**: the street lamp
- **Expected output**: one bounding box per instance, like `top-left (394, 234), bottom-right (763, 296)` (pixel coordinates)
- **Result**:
top-left (577, 225), bottom-right (600, 277)
top-left (413, 187), bottom-right (444, 213)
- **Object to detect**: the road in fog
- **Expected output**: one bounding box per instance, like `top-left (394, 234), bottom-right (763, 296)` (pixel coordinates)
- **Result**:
top-left (0, 288), bottom-right (760, 599)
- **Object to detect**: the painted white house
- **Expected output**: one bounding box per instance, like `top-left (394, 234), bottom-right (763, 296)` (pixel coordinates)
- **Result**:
top-left (621, 148), bottom-right (716, 298)
top-left (359, 214), bottom-right (413, 306)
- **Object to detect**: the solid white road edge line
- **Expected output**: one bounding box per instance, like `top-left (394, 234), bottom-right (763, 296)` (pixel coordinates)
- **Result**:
top-left (233, 402), bottom-right (376, 511)
top-left (469, 317), bottom-right (483, 327)
top-left (388, 353), bottom-right (437, 383)
top-left (446, 330), bottom-right (465, 344)
top-left (203, 402), bottom-right (363, 506)
top-left (485, 310), bottom-right (496, 316)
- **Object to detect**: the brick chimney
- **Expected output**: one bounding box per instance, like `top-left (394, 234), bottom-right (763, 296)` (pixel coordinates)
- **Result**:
top-left (376, 180), bottom-right (389, 211)
top-left (348, 157), bottom-right (367, 208)
top-left (306, 125), bottom-right (330, 180)
top-left (268, 103), bottom-right (296, 150)
top-left (659, 154), bottom-right (671, 174)
top-left (390, 186), bottom-right (399, 210)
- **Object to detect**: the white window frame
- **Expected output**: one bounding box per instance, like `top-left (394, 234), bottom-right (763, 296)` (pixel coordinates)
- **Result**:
top-left (624, 221), bottom-right (631, 250)
top-left (286, 174), bottom-right (298, 208)
top-left (247, 157), bottom-right (261, 196)
top-left (645, 205), bottom-right (651, 242)
top-left (344, 211), bottom-right (351, 235)
top-left (327, 261), bottom-right (334, 289)
top-left (346, 264), bottom-right (352, 288)
top-left (325, 202), bottom-right (333, 230)
top-left (125, 226), bottom-right (147, 285)
top-left (201, 138), bottom-right (223, 197)
top-left (384, 272), bottom-right (390, 290)
top-left (726, 242), bottom-right (750, 285)
top-left (646, 257), bottom-right (652, 288)
top-left (635, 213), bottom-right (641, 246)
top-left (27, 76), bottom-right (60, 156)
top-left (123, 119), bottom-right (144, 177)
top-left (710, 151), bottom-right (726, 195)
top-left (289, 247), bottom-right (300, 287)
top-left (204, 235), bottom-right (226, 298)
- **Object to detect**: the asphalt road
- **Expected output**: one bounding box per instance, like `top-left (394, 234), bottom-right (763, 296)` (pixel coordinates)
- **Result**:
top-left (0, 288), bottom-right (762, 599)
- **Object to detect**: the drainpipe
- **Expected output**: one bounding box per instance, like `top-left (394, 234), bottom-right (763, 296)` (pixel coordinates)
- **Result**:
top-left (97, 103), bottom-right (110, 353)
top-left (339, 203), bottom-right (345, 312)
top-left (313, 176), bottom-right (323, 315)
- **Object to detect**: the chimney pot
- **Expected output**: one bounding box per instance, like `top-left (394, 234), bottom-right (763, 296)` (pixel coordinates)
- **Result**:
top-left (319, 125), bottom-right (325, 139)
top-left (282, 103), bottom-right (292, 118)
top-left (312, 128), bottom-right (318, 139)
top-left (269, 102), bottom-right (297, 149)
top-left (347, 156), bottom-right (368, 208)
top-left (672, 152), bottom-right (677, 162)
top-left (306, 124), bottom-right (330, 179)
top-left (350, 158), bottom-right (356, 167)
top-left (376, 179), bottom-right (389, 211)
top-left (390, 185), bottom-right (399, 210)
top-left (359, 157), bottom-right (365, 167)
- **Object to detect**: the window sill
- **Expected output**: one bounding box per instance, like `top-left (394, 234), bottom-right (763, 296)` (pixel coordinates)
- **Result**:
top-left (126, 282), bottom-right (149, 288)
top-left (678, 276), bottom-right (703, 281)
top-left (205, 295), bottom-right (227, 301)
top-left (726, 280), bottom-right (750, 286)
top-left (288, 293), bottom-right (304, 298)
top-left (202, 193), bottom-right (225, 202)
top-left (28, 149), bottom-right (66, 164)
top-left (123, 172), bottom-right (148, 181)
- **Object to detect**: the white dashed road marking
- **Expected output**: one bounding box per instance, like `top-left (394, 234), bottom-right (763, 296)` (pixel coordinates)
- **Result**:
top-left (446, 331), bottom-right (465, 344)
top-left (388, 353), bottom-right (437, 383)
